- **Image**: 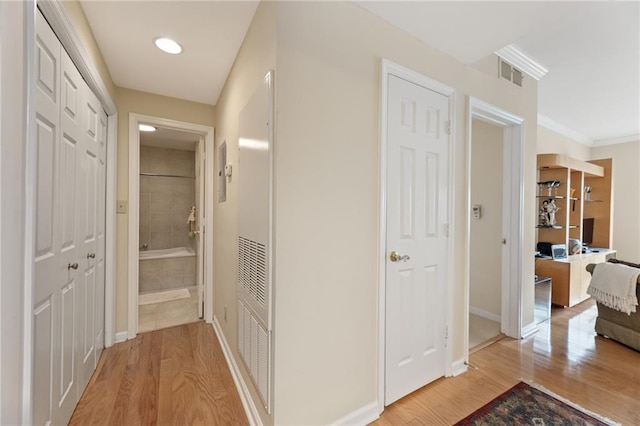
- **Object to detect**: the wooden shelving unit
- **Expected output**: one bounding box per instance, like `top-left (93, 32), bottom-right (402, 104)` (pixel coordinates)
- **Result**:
top-left (535, 154), bottom-right (614, 307)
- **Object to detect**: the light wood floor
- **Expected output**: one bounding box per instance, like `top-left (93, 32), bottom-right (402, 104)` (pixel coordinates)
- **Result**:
top-left (69, 321), bottom-right (247, 425)
top-left (70, 300), bottom-right (639, 425)
top-left (374, 300), bottom-right (640, 425)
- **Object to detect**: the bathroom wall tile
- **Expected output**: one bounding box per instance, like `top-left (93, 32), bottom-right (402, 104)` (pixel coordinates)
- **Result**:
top-left (139, 229), bottom-right (150, 248)
top-left (148, 176), bottom-right (173, 192)
top-left (139, 259), bottom-right (161, 277)
top-left (185, 257), bottom-right (196, 272)
top-left (162, 258), bottom-right (186, 276)
top-left (149, 193), bottom-right (172, 213)
top-left (172, 233), bottom-right (192, 249)
top-left (139, 177), bottom-right (152, 194)
top-left (170, 151), bottom-right (195, 177)
top-left (149, 213), bottom-right (172, 233)
top-left (159, 275), bottom-right (184, 291)
top-left (172, 212), bottom-right (188, 231)
top-left (173, 191), bottom-right (195, 207)
top-left (149, 232), bottom-right (171, 250)
top-left (139, 193), bottom-right (150, 213)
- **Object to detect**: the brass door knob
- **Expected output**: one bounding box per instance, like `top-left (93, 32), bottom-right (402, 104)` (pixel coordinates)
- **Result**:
top-left (87, 253), bottom-right (96, 259)
top-left (68, 262), bottom-right (79, 270)
top-left (389, 251), bottom-right (410, 262)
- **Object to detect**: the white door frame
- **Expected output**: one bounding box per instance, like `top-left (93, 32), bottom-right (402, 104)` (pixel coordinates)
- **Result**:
top-left (23, 1), bottom-right (118, 423)
top-left (127, 113), bottom-right (215, 338)
top-left (378, 59), bottom-right (456, 414)
top-left (464, 97), bottom-right (526, 363)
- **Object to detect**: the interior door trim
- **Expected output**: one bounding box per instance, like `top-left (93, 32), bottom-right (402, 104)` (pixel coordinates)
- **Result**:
top-left (127, 113), bottom-right (215, 338)
top-left (377, 58), bottom-right (456, 415)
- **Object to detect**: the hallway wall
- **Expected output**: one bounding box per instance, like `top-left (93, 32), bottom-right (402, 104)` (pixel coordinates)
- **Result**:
top-left (272, 2), bottom-right (537, 423)
top-left (0, 3), bottom-right (28, 423)
top-left (212, 2), bottom-right (277, 424)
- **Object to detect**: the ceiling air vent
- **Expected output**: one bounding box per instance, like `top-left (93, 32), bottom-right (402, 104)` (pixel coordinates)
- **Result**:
top-left (499, 58), bottom-right (524, 87)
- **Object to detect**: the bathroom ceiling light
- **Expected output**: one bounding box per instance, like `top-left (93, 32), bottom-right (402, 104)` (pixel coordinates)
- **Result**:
top-left (139, 124), bottom-right (156, 132)
top-left (154, 37), bottom-right (182, 55)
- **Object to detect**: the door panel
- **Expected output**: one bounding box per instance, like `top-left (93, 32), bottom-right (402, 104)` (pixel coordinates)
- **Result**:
top-left (34, 11), bottom-right (80, 424)
top-left (385, 75), bottom-right (449, 405)
top-left (35, 10), bottom-right (108, 422)
top-left (77, 87), bottom-right (102, 390)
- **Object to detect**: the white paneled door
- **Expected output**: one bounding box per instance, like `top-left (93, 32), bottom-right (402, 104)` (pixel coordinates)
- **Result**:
top-left (34, 10), bottom-right (107, 425)
top-left (385, 75), bottom-right (449, 405)
top-left (34, 12), bottom-right (80, 425)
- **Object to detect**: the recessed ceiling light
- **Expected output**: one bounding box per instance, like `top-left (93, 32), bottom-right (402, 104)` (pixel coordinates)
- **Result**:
top-left (154, 37), bottom-right (182, 55)
top-left (139, 124), bottom-right (156, 132)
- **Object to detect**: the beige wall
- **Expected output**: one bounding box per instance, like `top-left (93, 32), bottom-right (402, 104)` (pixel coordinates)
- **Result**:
top-left (212, 2), bottom-right (276, 425)
top-left (272, 2), bottom-right (537, 423)
top-left (470, 119), bottom-right (503, 318)
top-left (1, 3), bottom-right (27, 423)
top-left (114, 88), bottom-right (214, 331)
top-left (62, 1), bottom-right (117, 100)
top-left (537, 126), bottom-right (591, 160)
top-left (592, 141), bottom-right (640, 261)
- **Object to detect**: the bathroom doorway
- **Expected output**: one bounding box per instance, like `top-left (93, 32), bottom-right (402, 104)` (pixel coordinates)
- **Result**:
top-left (137, 127), bottom-right (202, 332)
top-left (127, 114), bottom-right (215, 337)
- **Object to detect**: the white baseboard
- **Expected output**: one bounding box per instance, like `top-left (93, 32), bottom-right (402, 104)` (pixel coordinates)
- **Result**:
top-left (520, 322), bottom-right (539, 339)
top-left (332, 401), bottom-right (379, 426)
top-left (451, 359), bottom-right (468, 377)
top-left (212, 316), bottom-right (262, 426)
top-left (114, 331), bottom-right (128, 343)
top-left (469, 306), bottom-right (501, 323)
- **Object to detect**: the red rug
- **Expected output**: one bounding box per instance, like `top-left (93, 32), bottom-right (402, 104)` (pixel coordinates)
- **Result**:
top-left (455, 382), bottom-right (618, 426)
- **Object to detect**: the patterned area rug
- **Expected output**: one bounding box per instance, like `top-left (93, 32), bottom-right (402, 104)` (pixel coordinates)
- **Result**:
top-left (455, 382), bottom-right (618, 426)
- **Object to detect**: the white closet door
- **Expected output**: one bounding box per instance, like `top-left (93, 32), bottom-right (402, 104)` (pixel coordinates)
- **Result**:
top-left (95, 106), bottom-right (107, 360)
top-left (34, 11), bottom-right (82, 425)
top-left (34, 9), bottom-right (108, 423)
top-left (77, 86), bottom-right (101, 391)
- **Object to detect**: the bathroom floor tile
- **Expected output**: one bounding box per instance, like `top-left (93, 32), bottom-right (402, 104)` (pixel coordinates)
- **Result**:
top-left (138, 286), bottom-right (200, 333)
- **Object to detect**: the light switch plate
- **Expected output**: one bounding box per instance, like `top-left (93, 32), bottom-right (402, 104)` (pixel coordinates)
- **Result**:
top-left (116, 200), bottom-right (127, 214)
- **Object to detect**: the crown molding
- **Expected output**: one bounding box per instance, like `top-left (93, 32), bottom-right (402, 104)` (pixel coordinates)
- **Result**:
top-left (496, 44), bottom-right (548, 80)
top-left (593, 134), bottom-right (640, 147)
top-left (538, 114), bottom-right (594, 146)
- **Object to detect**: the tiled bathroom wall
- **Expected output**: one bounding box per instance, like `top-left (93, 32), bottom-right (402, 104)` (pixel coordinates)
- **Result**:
top-left (139, 146), bottom-right (196, 250)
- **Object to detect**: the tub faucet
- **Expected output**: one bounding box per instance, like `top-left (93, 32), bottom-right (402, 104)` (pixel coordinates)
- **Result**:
top-left (140, 244), bottom-right (148, 250)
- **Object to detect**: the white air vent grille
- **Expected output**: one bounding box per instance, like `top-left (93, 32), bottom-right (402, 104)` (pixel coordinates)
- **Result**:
top-left (238, 299), bottom-right (271, 411)
top-left (499, 58), bottom-right (524, 87)
top-left (238, 236), bottom-right (267, 306)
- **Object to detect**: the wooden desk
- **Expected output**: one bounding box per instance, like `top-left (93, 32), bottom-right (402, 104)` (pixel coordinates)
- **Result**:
top-left (535, 249), bottom-right (616, 307)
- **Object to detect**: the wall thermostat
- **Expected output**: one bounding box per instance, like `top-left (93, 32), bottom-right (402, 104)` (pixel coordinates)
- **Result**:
top-left (472, 204), bottom-right (482, 219)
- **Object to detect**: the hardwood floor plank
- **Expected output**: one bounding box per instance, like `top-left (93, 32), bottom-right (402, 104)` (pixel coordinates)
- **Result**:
top-left (70, 322), bottom-right (248, 426)
top-left (374, 300), bottom-right (640, 425)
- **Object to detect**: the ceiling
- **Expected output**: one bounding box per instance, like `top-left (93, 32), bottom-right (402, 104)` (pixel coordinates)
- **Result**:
top-left (81, 1), bottom-right (639, 144)
top-left (140, 126), bottom-right (199, 151)
top-left (80, 1), bottom-right (259, 105)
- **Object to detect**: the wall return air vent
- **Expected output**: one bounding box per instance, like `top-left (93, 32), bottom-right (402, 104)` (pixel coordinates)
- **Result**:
top-left (499, 58), bottom-right (524, 87)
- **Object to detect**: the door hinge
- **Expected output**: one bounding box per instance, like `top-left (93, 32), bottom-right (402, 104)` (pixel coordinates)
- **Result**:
top-left (443, 224), bottom-right (449, 237)
top-left (445, 325), bottom-right (449, 340)
top-left (446, 120), bottom-right (451, 135)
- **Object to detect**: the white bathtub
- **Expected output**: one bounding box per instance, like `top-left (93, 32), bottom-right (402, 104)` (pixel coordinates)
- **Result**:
top-left (139, 247), bottom-right (196, 292)
top-left (139, 246), bottom-right (195, 260)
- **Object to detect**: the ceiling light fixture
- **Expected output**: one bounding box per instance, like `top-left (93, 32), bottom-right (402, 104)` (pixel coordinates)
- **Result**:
top-left (154, 37), bottom-right (182, 55)
top-left (139, 124), bottom-right (156, 132)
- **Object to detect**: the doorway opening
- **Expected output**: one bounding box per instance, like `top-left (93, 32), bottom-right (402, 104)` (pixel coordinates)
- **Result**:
top-left (137, 127), bottom-right (203, 332)
top-left (468, 118), bottom-right (506, 351)
top-left (465, 97), bottom-right (525, 360)
top-left (128, 114), bottom-right (214, 338)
